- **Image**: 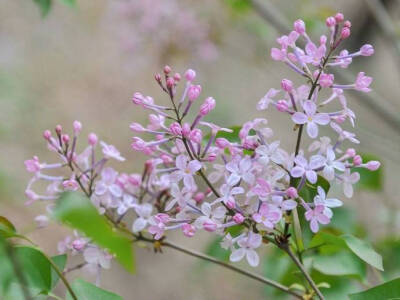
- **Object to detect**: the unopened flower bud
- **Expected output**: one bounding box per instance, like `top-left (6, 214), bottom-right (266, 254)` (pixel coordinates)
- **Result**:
top-left (286, 187), bottom-right (298, 199)
top-left (72, 239), bottom-right (86, 251)
top-left (55, 125), bottom-right (62, 135)
top-left (160, 154), bottom-right (173, 164)
top-left (335, 13), bottom-right (344, 23)
top-left (154, 73), bottom-right (162, 82)
top-left (184, 69), bottom-right (196, 81)
top-left (276, 100), bottom-right (288, 112)
top-left (166, 77), bottom-right (175, 88)
top-left (199, 97), bottom-right (216, 116)
top-left (72, 120), bottom-right (82, 135)
top-left (43, 130), bottom-right (52, 140)
top-left (132, 92), bottom-right (144, 105)
top-left (366, 161), bottom-right (380, 171)
top-left (360, 44), bottom-right (374, 56)
top-left (226, 199), bottom-right (236, 210)
top-left (88, 133), bottom-right (98, 146)
top-left (326, 16), bottom-right (336, 27)
top-left (293, 19), bottom-right (305, 34)
top-left (341, 27), bottom-right (351, 39)
top-left (182, 223), bottom-right (196, 237)
top-left (281, 79), bottom-right (293, 92)
top-left (130, 122), bottom-right (145, 132)
top-left (344, 20), bottom-right (351, 28)
top-left (189, 128), bottom-right (202, 144)
top-left (194, 192), bottom-right (205, 203)
top-left (203, 221), bottom-right (217, 232)
top-left (233, 213), bottom-right (245, 224)
top-left (62, 134), bottom-right (70, 144)
top-left (353, 155), bottom-right (362, 166)
top-left (163, 65), bottom-right (171, 74)
top-left (319, 73), bottom-right (334, 88)
top-left (181, 123), bottom-right (191, 137)
top-left (188, 85), bottom-right (201, 102)
top-left (169, 122), bottom-right (182, 135)
top-left (216, 137), bottom-right (230, 149)
top-left (346, 148), bottom-right (356, 157)
top-left (207, 152), bottom-right (217, 162)
top-left (173, 73), bottom-right (181, 82)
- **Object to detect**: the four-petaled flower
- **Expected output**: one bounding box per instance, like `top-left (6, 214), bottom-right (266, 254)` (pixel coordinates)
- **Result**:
top-left (252, 203), bottom-right (282, 229)
top-left (230, 232), bottom-right (262, 267)
top-left (292, 100), bottom-right (330, 138)
top-left (170, 155), bottom-right (202, 190)
top-left (226, 156), bottom-right (255, 186)
top-left (290, 154), bottom-right (326, 184)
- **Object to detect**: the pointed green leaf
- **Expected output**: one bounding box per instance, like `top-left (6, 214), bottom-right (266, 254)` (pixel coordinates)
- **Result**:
top-left (33, 0), bottom-right (52, 17)
top-left (50, 254), bottom-right (67, 288)
top-left (66, 279), bottom-right (122, 300)
top-left (312, 252), bottom-right (366, 279)
top-left (53, 192), bottom-right (135, 272)
top-left (341, 234), bottom-right (383, 271)
top-left (349, 277), bottom-right (400, 300)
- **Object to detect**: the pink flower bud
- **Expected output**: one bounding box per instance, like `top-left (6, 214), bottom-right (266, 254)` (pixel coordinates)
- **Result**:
top-left (233, 213), bottom-right (245, 224)
top-left (320, 35), bottom-right (327, 45)
top-left (333, 115), bottom-right (346, 124)
top-left (326, 16), bottom-right (336, 27)
top-left (346, 148), bottom-right (356, 157)
top-left (155, 213), bottom-right (170, 223)
top-left (173, 73), bottom-right (181, 82)
top-left (132, 92), bottom-right (144, 105)
top-left (335, 13), bottom-right (344, 23)
top-left (62, 134), bottom-right (70, 144)
top-left (344, 20), bottom-right (351, 28)
top-left (163, 65), bottom-right (171, 74)
top-left (182, 223), bottom-right (196, 237)
top-left (73, 120), bottom-right (82, 135)
top-left (182, 123), bottom-right (191, 137)
top-left (128, 174), bottom-right (141, 186)
top-left (189, 128), bottom-right (202, 144)
top-left (353, 155), bottom-right (362, 166)
top-left (276, 100), bottom-right (288, 112)
top-left (194, 192), bottom-right (205, 203)
top-left (360, 44), bottom-right (374, 56)
top-left (72, 239), bottom-right (86, 251)
top-left (166, 77), bottom-right (175, 88)
top-left (154, 73), bottom-right (161, 82)
top-left (55, 125), bottom-right (62, 135)
top-left (160, 154), bottom-right (173, 164)
top-left (207, 152), bottom-right (217, 162)
top-left (199, 97), bottom-right (216, 116)
top-left (286, 187), bottom-right (298, 199)
top-left (293, 19), bottom-right (305, 34)
top-left (281, 79), bottom-right (293, 92)
top-left (366, 161), bottom-right (380, 171)
top-left (319, 73), bottom-right (334, 88)
top-left (24, 156), bottom-right (41, 173)
top-left (169, 122), bottom-right (182, 135)
top-left (216, 137), bottom-right (230, 149)
top-left (226, 199), bottom-right (236, 210)
top-left (203, 221), bottom-right (217, 232)
top-left (88, 133), bottom-right (98, 146)
top-left (130, 122), bottom-right (145, 132)
top-left (43, 130), bottom-right (52, 140)
top-left (188, 85), bottom-right (201, 102)
top-left (341, 27), bottom-right (351, 39)
top-left (184, 69), bottom-right (196, 81)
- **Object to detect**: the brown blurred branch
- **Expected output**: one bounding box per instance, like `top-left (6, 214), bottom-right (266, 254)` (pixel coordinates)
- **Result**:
top-left (249, 0), bottom-right (400, 133)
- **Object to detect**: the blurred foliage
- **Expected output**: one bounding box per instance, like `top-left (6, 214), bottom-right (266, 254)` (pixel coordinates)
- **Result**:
top-left (66, 279), bottom-right (122, 300)
top-left (354, 153), bottom-right (383, 191)
top-left (349, 277), bottom-right (400, 300)
top-left (54, 192), bottom-right (135, 272)
top-left (32, 0), bottom-right (75, 17)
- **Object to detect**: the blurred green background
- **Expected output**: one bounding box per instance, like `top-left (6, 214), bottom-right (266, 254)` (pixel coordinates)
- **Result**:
top-left (0, 0), bottom-right (399, 299)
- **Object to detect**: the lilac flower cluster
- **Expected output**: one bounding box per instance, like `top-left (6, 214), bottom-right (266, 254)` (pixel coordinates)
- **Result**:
top-left (25, 13), bottom-right (380, 272)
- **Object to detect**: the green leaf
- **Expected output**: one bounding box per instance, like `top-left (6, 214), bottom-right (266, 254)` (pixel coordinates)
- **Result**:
top-left (309, 231), bottom-right (347, 254)
top-left (33, 0), bottom-right (52, 17)
top-left (66, 279), bottom-right (122, 300)
top-left (312, 252), bottom-right (366, 279)
top-left (353, 153), bottom-right (383, 191)
top-left (0, 216), bottom-right (16, 238)
top-left (349, 277), bottom-right (400, 300)
top-left (53, 192), bottom-right (135, 272)
top-left (50, 254), bottom-right (67, 288)
top-left (57, 0), bottom-right (76, 7)
top-left (224, 0), bottom-right (251, 14)
top-left (13, 246), bottom-right (52, 292)
top-left (341, 234), bottom-right (383, 271)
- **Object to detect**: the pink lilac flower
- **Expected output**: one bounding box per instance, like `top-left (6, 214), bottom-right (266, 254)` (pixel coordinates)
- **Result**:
top-left (308, 136), bottom-right (332, 154)
top-left (132, 203), bottom-right (153, 232)
top-left (225, 156), bottom-right (255, 186)
top-left (230, 232), bottom-right (262, 267)
top-left (252, 203), bottom-right (282, 229)
top-left (170, 155), bottom-right (202, 190)
top-left (292, 100), bottom-right (330, 138)
top-left (24, 156), bottom-right (41, 173)
top-left (270, 195), bottom-right (297, 212)
top-left (322, 147), bottom-right (345, 180)
top-left (194, 202), bottom-right (226, 230)
top-left (314, 186), bottom-right (342, 218)
top-left (83, 246), bottom-right (112, 270)
top-left (257, 88), bottom-right (280, 110)
top-left (116, 194), bottom-right (137, 215)
top-left (305, 203), bottom-right (331, 233)
top-left (100, 141), bottom-right (125, 161)
top-left (354, 72), bottom-right (372, 92)
top-left (215, 184), bottom-right (244, 208)
top-left (165, 184), bottom-right (192, 211)
top-left (290, 154), bottom-right (326, 184)
top-left (331, 123), bottom-right (360, 144)
top-left (94, 168), bottom-right (123, 208)
top-left (255, 141), bottom-right (284, 165)
top-left (340, 169), bottom-right (360, 198)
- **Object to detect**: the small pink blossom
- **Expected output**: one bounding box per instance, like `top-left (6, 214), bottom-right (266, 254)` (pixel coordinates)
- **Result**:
top-left (354, 72), bottom-right (372, 92)
top-left (305, 204), bottom-right (331, 233)
top-left (100, 141), bottom-right (125, 161)
top-left (230, 232), bottom-right (262, 267)
top-left (292, 100), bottom-right (330, 138)
top-left (170, 155), bottom-right (202, 190)
top-left (253, 203), bottom-right (282, 229)
top-left (290, 154), bottom-right (326, 184)
top-left (24, 156), bottom-right (41, 173)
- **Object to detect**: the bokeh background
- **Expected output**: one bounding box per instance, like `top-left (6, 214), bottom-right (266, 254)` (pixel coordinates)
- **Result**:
top-left (1, 0), bottom-right (399, 299)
